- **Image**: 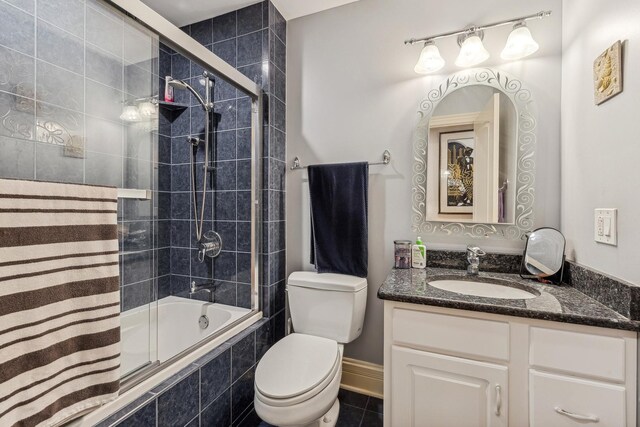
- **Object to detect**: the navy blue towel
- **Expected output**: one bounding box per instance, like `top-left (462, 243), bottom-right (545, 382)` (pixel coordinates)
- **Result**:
top-left (308, 162), bottom-right (368, 277)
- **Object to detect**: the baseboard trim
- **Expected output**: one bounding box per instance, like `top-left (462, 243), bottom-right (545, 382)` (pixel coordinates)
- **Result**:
top-left (340, 357), bottom-right (383, 399)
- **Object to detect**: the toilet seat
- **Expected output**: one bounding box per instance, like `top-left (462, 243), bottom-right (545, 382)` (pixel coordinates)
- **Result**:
top-left (255, 333), bottom-right (340, 407)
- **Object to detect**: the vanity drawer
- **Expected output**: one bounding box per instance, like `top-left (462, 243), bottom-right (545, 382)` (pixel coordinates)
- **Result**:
top-left (529, 370), bottom-right (626, 426)
top-left (391, 308), bottom-right (510, 361)
top-left (529, 327), bottom-right (626, 382)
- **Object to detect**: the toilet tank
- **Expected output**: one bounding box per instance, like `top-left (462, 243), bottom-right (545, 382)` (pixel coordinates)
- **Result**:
top-left (287, 271), bottom-right (367, 344)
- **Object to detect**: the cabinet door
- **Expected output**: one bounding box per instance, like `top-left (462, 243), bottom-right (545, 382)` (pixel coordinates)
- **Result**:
top-left (530, 370), bottom-right (626, 426)
top-left (391, 345), bottom-right (508, 427)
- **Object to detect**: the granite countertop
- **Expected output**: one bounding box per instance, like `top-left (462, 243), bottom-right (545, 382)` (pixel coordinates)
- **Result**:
top-left (378, 267), bottom-right (640, 332)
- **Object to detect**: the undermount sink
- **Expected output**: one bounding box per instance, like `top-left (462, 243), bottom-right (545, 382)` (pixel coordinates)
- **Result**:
top-left (428, 278), bottom-right (539, 300)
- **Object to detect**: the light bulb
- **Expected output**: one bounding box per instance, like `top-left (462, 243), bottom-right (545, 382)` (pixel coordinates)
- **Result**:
top-left (414, 41), bottom-right (445, 74)
top-left (501, 22), bottom-right (539, 60)
top-left (455, 33), bottom-right (490, 67)
top-left (138, 101), bottom-right (157, 118)
top-left (120, 105), bottom-right (141, 122)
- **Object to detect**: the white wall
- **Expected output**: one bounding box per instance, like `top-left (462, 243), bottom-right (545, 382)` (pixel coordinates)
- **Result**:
top-left (561, 0), bottom-right (640, 285)
top-left (287, 0), bottom-right (562, 364)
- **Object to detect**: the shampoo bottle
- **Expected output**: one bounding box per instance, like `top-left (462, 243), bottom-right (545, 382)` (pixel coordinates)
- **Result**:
top-left (412, 236), bottom-right (427, 269)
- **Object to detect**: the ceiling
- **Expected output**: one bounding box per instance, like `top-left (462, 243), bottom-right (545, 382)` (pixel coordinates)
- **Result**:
top-left (140, 0), bottom-right (360, 27)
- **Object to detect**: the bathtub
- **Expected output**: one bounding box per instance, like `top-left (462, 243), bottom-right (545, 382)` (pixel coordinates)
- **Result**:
top-left (121, 296), bottom-right (251, 376)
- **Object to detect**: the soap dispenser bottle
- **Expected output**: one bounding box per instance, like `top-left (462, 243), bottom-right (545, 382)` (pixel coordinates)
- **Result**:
top-left (412, 237), bottom-right (427, 269)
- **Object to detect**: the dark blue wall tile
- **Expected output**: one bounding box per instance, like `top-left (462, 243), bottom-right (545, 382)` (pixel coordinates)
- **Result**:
top-left (211, 38), bottom-right (237, 68)
top-left (237, 160), bottom-right (251, 191)
top-left (170, 219), bottom-right (191, 248)
top-left (214, 191), bottom-right (237, 221)
top-left (256, 320), bottom-right (273, 360)
top-left (214, 251), bottom-right (237, 282)
top-left (171, 274), bottom-right (191, 295)
top-left (158, 135), bottom-right (171, 164)
top-left (238, 63), bottom-right (264, 90)
top-left (215, 160), bottom-right (237, 191)
top-left (237, 222), bottom-right (251, 253)
top-left (213, 78), bottom-right (237, 102)
top-left (270, 3), bottom-right (286, 44)
top-left (269, 250), bottom-right (285, 285)
top-left (122, 251), bottom-right (153, 285)
top-left (171, 192), bottom-right (191, 220)
top-left (269, 128), bottom-right (285, 161)
top-left (237, 252), bottom-right (251, 284)
top-left (237, 97), bottom-right (252, 129)
top-left (171, 164), bottom-right (191, 191)
top-left (237, 31), bottom-right (262, 67)
top-left (171, 54), bottom-right (190, 80)
top-left (191, 249), bottom-right (213, 279)
top-left (157, 371), bottom-right (199, 427)
top-left (200, 347), bottom-right (231, 407)
top-left (237, 3), bottom-right (263, 36)
top-left (189, 18), bottom-right (212, 46)
top-left (232, 367), bottom-right (255, 422)
top-left (170, 247), bottom-right (190, 276)
top-left (216, 130), bottom-right (237, 161)
top-left (172, 136), bottom-right (191, 164)
top-left (122, 280), bottom-right (152, 311)
top-left (271, 97), bottom-right (286, 133)
top-left (212, 11), bottom-right (236, 43)
top-left (215, 221), bottom-right (237, 251)
top-left (171, 109), bottom-right (191, 137)
top-left (270, 31), bottom-right (286, 72)
top-left (237, 284), bottom-right (251, 308)
top-left (236, 191), bottom-right (251, 221)
top-left (201, 388), bottom-right (231, 427)
top-left (114, 399), bottom-right (156, 427)
top-left (215, 280), bottom-right (237, 306)
top-left (236, 128), bottom-right (251, 160)
top-left (231, 331), bottom-right (255, 382)
top-left (213, 99), bottom-right (237, 131)
top-left (158, 275), bottom-right (171, 299)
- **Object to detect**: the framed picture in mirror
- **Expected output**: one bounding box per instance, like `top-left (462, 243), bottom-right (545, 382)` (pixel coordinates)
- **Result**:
top-left (439, 130), bottom-right (474, 214)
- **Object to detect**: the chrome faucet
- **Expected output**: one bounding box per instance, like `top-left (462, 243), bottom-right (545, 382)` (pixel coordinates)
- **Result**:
top-left (466, 246), bottom-right (486, 275)
top-left (189, 281), bottom-right (214, 302)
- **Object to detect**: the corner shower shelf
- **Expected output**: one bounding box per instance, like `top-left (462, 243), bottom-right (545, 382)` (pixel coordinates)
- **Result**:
top-left (158, 101), bottom-right (189, 111)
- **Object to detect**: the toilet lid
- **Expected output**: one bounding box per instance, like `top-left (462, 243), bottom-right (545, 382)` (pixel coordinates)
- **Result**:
top-left (255, 333), bottom-right (339, 399)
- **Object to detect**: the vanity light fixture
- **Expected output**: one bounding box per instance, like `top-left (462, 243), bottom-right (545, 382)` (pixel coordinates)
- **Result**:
top-left (414, 40), bottom-right (446, 74)
top-left (455, 31), bottom-right (490, 67)
top-left (501, 22), bottom-right (539, 60)
top-left (119, 105), bottom-right (142, 122)
top-left (405, 10), bottom-right (551, 73)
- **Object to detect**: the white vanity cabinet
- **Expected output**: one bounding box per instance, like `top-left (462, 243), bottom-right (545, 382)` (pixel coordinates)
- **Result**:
top-left (383, 301), bottom-right (638, 426)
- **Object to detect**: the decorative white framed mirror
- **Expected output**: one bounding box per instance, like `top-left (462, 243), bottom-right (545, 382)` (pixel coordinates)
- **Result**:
top-left (412, 68), bottom-right (537, 239)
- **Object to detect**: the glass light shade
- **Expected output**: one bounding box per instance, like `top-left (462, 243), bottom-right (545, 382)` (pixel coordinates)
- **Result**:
top-left (501, 24), bottom-right (539, 60)
top-left (138, 101), bottom-right (157, 118)
top-left (455, 34), bottom-right (490, 67)
top-left (414, 42), bottom-right (445, 74)
top-left (120, 105), bottom-right (141, 122)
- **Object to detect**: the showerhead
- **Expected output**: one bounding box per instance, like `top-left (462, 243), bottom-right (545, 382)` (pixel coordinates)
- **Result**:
top-left (167, 77), bottom-right (211, 111)
top-left (167, 79), bottom-right (189, 90)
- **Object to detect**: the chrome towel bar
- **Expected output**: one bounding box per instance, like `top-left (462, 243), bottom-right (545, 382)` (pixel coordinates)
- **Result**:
top-left (290, 150), bottom-right (391, 171)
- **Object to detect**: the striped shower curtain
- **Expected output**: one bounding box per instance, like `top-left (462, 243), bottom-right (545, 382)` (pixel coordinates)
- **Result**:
top-left (0, 179), bottom-right (121, 427)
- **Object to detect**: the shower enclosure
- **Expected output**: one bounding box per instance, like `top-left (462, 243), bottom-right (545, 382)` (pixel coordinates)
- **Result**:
top-left (0, 0), bottom-right (262, 384)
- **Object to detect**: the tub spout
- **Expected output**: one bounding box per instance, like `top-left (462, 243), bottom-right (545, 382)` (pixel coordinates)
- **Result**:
top-left (189, 281), bottom-right (214, 302)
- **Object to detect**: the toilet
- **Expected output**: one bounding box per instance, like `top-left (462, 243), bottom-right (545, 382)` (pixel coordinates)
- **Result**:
top-left (254, 271), bottom-right (368, 427)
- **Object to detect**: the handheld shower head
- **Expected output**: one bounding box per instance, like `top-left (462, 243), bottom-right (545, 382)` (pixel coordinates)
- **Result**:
top-left (167, 79), bottom-right (189, 91)
top-left (167, 77), bottom-right (211, 111)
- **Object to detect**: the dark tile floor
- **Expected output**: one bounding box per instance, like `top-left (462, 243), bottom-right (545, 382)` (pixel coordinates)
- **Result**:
top-left (336, 389), bottom-right (383, 427)
top-left (255, 388), bottom-right (383, 427)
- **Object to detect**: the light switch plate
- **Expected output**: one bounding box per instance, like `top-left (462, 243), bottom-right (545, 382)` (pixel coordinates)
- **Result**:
top-left (594, 208), bottom-right (617, 246)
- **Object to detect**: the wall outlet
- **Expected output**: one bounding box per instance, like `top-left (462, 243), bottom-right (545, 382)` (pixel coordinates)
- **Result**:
top-left (594, 208), bottom-right (617, 246)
